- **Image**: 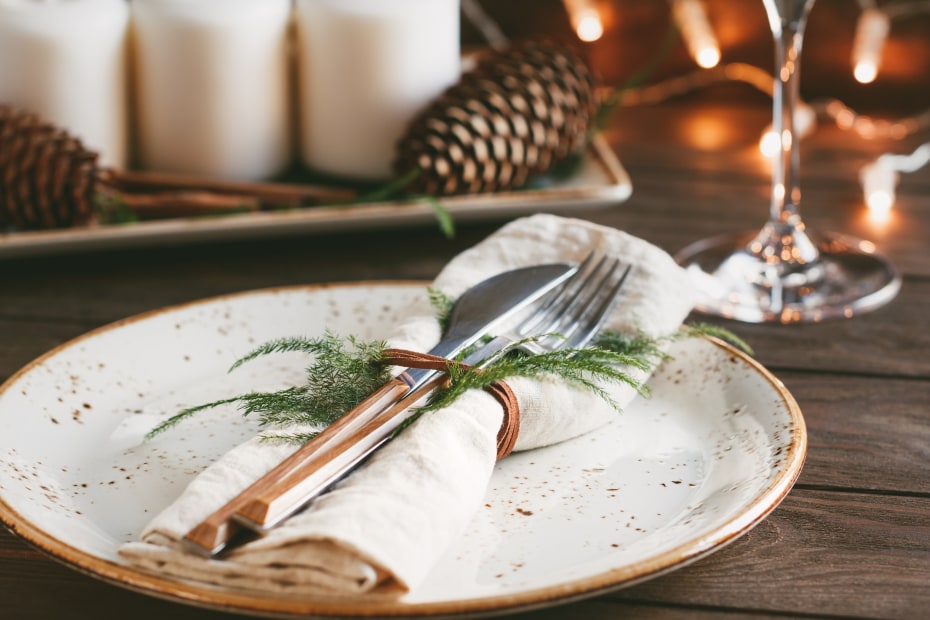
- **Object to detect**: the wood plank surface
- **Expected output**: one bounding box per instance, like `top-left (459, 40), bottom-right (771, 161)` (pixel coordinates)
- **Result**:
top-left (611, 491), bottom-right (930, 620)
top-left (2, 491), bottom-right (928, 619)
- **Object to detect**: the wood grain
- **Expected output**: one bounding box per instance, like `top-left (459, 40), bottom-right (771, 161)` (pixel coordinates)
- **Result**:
top-left (612, 490), bottom-right (930, 619)
top-left (781, 373), bottom-right (930, 494)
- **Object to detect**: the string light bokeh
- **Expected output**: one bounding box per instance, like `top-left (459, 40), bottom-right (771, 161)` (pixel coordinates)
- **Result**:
top-left (553, 0), bottom-right (930, 222)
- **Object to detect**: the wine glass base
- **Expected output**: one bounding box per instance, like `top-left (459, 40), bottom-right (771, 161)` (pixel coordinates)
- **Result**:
top-left (675, 231), bottom-right (901, 323)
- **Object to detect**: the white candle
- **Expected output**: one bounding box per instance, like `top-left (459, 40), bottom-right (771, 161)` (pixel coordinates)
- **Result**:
top-left (0, 0), bottom-right (129, 168)
top-left (131, 0), bottom-right (292, 181)
top-left (294, 0), bottom-right (461, 180)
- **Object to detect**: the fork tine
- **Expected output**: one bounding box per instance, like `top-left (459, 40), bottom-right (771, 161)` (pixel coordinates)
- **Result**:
top-left (469, 252), bottom-right (627, 366)
top-left (467, 251), bottom-right (607, 365)
top-left (514, 250), bottom-right (598, 335)
top-left (561, 263), bottom-right (631, 349)
top-left (516, 252), bottom-right (609, 337)
top-left (528, 253), bottom-right (618, 341)
top-left (544, 256), bottom-right (620, 342)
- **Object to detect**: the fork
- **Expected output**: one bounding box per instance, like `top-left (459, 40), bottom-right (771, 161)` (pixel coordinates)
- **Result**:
top-left (229, 253), bottom-right (631, 534)
top-left (464, 254), bottom-right (630, 364)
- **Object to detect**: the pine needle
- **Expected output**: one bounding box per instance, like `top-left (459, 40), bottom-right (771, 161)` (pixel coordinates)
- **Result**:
top-left (681, 323), bottom-right (754, 355)
top-left (595, 329), bottom-right (670, 363)
top-left (427, 287), bottom-right (455, 332)
top-left (423, 196), bottom-right (455, 238)
top-left (144, 396), bottom-right (242, 440)
top-left (417, 336), bottom-right (657, 418)
top-left (143, 319), bottom-right (752, 445)
top-left (145, 331), bottom-right (390, 440)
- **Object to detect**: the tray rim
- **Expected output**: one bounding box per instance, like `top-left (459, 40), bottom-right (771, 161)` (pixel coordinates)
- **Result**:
top-left (0, 136), bottom-right (631, 260)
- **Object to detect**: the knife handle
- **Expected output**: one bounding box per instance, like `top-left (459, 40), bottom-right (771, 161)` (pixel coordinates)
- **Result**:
top-left (232, 376), bottom-right (443, 531)
top-left (181, 376), bottom-right (413, 555)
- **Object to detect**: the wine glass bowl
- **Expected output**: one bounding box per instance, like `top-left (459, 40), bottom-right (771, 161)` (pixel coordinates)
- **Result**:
top-left (675, 0), bottom-right (901, 323)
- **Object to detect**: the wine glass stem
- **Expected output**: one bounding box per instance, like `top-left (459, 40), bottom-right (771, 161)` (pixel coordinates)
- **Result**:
top-left (769, 3), bottom-right (813, 227)
top-left (674, 0), bottom-right (900, 322)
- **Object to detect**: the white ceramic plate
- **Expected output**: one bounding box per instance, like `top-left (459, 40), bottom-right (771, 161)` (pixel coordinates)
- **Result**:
top-left (0, 283), bottom-right (806, 617)
top-left (0, 137), bottom-right (630, 260)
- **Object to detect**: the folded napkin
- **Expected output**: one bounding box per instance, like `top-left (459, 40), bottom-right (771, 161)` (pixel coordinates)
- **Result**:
top-left (119, 213), bottom-right (695, 597)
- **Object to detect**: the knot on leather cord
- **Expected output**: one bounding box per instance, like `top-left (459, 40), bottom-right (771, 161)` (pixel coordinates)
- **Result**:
top-left (382, 348), bottom-right (520, 460)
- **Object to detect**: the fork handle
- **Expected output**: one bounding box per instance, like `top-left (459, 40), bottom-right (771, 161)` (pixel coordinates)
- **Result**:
top-left (181, 376), bottom-right (413, 555)
top-left (233, 376), bottom-right (443, 531)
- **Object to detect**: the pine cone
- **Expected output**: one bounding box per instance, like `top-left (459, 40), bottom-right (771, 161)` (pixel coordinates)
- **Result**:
top-left (0, 105), bottom-right (99, 229)
top-left (394, 40), bottom-right (598, 197)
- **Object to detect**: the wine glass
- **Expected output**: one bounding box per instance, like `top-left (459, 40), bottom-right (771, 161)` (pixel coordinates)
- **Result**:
top-left (674, 0), bottom-right (901, 323)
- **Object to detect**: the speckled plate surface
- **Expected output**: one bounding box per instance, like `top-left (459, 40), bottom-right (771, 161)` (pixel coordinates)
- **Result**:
top-left (0, 283), bottom-right (806, 618)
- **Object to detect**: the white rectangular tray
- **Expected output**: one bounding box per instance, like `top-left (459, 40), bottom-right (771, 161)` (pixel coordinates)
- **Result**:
top-left (0, 136), bottom-right (631, 259)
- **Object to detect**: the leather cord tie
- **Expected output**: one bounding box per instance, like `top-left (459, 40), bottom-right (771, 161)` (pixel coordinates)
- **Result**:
top-left (383, 348), bottom-right (520, 460)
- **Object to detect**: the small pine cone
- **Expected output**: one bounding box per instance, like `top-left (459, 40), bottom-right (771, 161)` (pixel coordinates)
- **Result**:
top-left (394, 40), bottom-right (598, 197)
top-left (0, 104), bottom-right (99, 229)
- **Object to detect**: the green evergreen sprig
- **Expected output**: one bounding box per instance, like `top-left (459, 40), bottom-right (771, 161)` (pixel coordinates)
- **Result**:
top-left (427, 287), bottom-right (456, 333)
top-left (594, 329), bottom-right (671, 365)
top-left (145, 331), bottom-right (390, 441)
top-left (683, 322), bottom-right (753, 355)
top-left (144, 322), bottom-right (750, 445)
top-left (418, 337), bottom-right (656, 417)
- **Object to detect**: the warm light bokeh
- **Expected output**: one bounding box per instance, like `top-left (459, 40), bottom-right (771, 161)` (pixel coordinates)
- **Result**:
top-left (562, 0), bottom-right (604, 42)
top-left (854, 60), bottom-right (878, 84)
top-left (851, 8), bottom-right (889, 84)
top-left (672, 0), bottom-right (720, 69)
top-left (575, 11), bottom-right (604, 41)
top-left (696, 47), bottom-right (721, 69)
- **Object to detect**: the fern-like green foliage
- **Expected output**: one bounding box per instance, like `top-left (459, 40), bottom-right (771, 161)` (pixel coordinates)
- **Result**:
top-left (427, 287), bottom-right (456, 333)
top-left (594, 329), bottom-right (670, 364)
top-left (419, 339), bottom-right (655, 418)
top-left (353, 169), bottom-right (456, 239)
top-left (93, 191), bottom-right (139, 224)
top-left (145, 331), bottom-right (390, 441)
top-left (144, 318), bottom-right (750, 445)
top-left (682, 323), bottom-right (753, 355)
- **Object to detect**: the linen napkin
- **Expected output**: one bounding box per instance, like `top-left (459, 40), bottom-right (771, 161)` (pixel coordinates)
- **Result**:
top-left (119, 213), bottom-right (696, 597)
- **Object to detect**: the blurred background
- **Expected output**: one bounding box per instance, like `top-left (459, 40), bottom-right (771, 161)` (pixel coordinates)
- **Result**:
top-left (465, 0), bottom-right (930, 116)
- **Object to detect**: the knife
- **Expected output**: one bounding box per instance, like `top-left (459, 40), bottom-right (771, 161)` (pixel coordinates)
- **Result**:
top-left (182, 261), bottom-right (577, 555)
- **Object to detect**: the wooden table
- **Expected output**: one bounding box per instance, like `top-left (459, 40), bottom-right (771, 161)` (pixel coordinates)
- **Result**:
top-left (2, 2), bottom-right (929, 618)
